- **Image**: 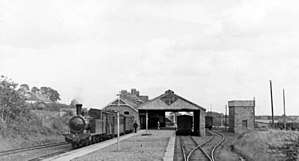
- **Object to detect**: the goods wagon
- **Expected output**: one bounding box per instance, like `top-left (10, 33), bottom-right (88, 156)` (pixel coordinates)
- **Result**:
top-left (205, 116), bottom-right (213, 130)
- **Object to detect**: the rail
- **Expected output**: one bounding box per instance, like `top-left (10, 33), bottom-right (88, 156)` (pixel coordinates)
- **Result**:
top-left (0, 142), bottom-right (69, 156)
top-left (181, 130), bottom-right (225, 161)
top-left (210, 130), bottom-right (225, 161)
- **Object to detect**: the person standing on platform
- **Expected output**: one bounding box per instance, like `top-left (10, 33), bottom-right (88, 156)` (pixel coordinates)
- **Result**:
top-left (157, 121), bottom-right (160, 129)
top-left (133, 121), bottom-right (138, 133)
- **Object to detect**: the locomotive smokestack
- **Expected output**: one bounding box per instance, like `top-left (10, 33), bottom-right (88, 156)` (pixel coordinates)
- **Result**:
top-left (76, 104), bottom-right (83, 115)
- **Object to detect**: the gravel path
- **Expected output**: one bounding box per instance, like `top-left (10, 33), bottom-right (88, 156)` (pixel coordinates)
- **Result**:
top-left (72, 130), bottom-right (174, 161)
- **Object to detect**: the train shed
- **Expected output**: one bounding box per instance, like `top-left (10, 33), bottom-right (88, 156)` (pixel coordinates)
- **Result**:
top-left (138, 90), bottom-right (206, 136)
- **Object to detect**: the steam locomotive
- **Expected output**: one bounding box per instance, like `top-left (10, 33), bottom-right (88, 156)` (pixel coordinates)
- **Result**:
top-left (64, 104), bottom-right (134, 148)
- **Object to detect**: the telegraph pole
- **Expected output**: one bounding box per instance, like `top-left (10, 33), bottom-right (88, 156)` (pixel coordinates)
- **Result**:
top-left (283, 89), bottom-right (286, 130)
top-left (269, 80), bottom-right (274, 128)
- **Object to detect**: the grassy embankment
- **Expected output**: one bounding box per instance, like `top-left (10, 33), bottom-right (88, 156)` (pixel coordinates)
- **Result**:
top-left (0, 104), bottom-right (73, 151)
top-left (233, 130), bottom-right (299, 161)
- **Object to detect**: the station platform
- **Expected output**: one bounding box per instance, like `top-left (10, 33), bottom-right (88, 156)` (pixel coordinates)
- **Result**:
top-left (44, 130), bottom-right (176, 161)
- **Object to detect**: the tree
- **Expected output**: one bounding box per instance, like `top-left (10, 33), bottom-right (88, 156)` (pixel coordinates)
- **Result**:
top-left (49, 89), bottom-right (60, 102)
top-left (20, 84), bottom-right (30, 91)
top-left (40, 87), bottom-right (48, 96)
top-left (40, 87), bottom-right (61, 102)
top-left (17, 84), bottom-right (30, 96)
top-left (0, 76), bottom-right (27, 124)
top-left (31, 86), bottom-right (39, 94)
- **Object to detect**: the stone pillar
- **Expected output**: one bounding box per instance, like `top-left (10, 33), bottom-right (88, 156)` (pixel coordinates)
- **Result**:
top-left (174, 112), bottom-right (177, 129)
top-left (200, 110), bottom-right (206, 136)
top-left (146, 111), bottom-right (148, 130)
top-left (193, 111), bottom-right (200, 136)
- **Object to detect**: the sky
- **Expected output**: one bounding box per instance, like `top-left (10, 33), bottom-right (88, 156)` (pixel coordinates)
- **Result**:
top-left (1, 0), bottom-right (299, 115)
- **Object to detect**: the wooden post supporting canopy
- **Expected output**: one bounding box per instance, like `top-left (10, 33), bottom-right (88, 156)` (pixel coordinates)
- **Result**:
top-left (117, 112), bottom-right (120, 151)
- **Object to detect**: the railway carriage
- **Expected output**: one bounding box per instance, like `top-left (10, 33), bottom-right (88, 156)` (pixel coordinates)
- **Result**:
top-left (115, 114), bottom-right (125, 135)
top-left (124, 116), bottom-right (134, 133)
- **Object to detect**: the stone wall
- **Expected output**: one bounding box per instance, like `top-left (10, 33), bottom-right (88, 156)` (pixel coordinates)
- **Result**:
top-left (229, 107), bottom-right (235, 132)
top-left (234, 106), bottom-right (255, 133)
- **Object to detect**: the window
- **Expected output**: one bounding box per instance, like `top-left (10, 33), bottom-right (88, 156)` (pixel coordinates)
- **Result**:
top-left (124, 111), bottom-right (129, 115)
top-left (242, 120), bottom-right (248, 128)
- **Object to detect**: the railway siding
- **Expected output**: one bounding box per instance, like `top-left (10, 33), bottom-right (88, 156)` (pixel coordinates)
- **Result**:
top-left (174, 131), bottom-right (225, 161)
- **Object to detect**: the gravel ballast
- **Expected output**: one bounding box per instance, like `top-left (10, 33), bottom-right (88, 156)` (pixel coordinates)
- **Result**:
top-left (72, 130), bottom-right (174, 161)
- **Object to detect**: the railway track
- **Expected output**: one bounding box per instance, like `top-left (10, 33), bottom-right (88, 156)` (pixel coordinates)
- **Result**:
top-left (207, 130), bottom-right (225, 161)
top-left (28, 148), bottom-right (71, 161)
top-left (0, 142), bottom-right (70, 156)
top-left (179, 130), bottom-right (225, 161)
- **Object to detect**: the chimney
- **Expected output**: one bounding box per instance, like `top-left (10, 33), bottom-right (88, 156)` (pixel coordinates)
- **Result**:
top-left (76, 104), bottom-right (83, 115)
top-left (131, 88), bottom-right (137, 95)
top-left (120, 90), bottom-right (128, 96)
top-left (140, 96), bottom-right (149, 102)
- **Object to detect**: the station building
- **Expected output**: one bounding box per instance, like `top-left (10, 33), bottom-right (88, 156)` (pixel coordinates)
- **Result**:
top-left (228, 100), bottom-right (255, 133)
top-left (138, 90), bottom-right (206, 136)
top-left (103, 89), bottom-right (149, 124)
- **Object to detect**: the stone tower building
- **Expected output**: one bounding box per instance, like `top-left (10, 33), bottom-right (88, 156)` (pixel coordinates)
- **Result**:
top-left (228, 100), bottom-right (255, 133)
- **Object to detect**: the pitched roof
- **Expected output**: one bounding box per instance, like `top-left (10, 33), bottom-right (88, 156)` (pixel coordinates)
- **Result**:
top-left (138, 90), bottom-right (205, 111)
top-left (104, 97), bottom-right (138, 112)
top-left (120, 94), bottom-right (144, 108)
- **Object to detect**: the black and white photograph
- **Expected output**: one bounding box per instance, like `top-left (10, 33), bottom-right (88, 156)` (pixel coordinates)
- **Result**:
top-left (0, 0), bottom-right (298, 161)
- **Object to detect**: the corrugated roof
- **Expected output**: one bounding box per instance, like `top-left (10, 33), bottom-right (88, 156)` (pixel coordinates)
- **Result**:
top-left (138, 90), bottom-right (205, 111)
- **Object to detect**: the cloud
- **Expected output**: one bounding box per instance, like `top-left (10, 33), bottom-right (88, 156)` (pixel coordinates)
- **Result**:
top-left (0, 0), bottom-right (299, 114)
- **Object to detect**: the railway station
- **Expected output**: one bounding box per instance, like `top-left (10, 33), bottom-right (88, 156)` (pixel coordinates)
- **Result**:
top-left (138, 90), bottom-right (206, 136)
top-left (103, 89), bottom-right (206, 136)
